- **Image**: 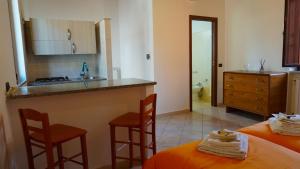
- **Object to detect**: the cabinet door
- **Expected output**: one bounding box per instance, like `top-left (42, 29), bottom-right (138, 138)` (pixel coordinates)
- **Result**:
top-left (30, 18), bottom-right (71, 41)
top-left (32, 41), bottom-right (72, 55)
top-left (70, 21), bottom-right (96, 54)
top-left (30, 18), bottom-right (72, 55)
top-left (283, 0), bottom-right (300, 66)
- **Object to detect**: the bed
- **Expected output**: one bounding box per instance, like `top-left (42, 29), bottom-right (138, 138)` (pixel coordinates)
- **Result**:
top-left (143, 134), bottom-right (300, 169)
top-left (238, 121), bottom-right (300, 153)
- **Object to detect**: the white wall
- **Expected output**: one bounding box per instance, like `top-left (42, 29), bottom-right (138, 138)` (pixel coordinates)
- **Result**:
top-left (153, 0), bottom-right (226, 114)
top-left (225, 0), bottom-right (285, 71)
top-left (0, 0), bottom-right (18, 167)
top-left (118, 0), bottom-right (154, 80)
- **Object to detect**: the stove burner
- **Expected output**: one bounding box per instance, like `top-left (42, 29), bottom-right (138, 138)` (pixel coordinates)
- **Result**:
top-left (36, 76), bottom-right (69, 82)
top-left (29, 76), bottom-right (70, 86)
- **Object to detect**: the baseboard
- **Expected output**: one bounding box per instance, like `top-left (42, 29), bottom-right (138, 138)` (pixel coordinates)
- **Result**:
top-left (157, 109), bottom-right (190, 118)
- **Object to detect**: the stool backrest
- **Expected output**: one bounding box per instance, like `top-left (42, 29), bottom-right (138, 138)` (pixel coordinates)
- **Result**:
top-left (140, 94), bottom-right (157, 125)
top-left (19, 109), bottom-right (52, 145)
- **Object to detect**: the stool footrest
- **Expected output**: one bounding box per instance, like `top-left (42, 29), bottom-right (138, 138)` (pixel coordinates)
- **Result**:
top-left (62, 153), bottom-right (83, 165)
top-left (115, 140), bottom-right (154, 153)
top-left (116, 156), bottom-right (140, 161)
top-left (131, 128), bottom-right (153, 135)
top-left (33, 150), bottom-right (46, 158)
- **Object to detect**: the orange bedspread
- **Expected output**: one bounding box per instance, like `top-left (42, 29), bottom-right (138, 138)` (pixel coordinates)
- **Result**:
top-left (143, 134), bottom-right (300, 169)
top-left (238, 121), bottom-right (300, 153)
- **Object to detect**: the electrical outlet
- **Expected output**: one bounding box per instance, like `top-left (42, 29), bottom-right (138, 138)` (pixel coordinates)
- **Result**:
top-left (146, 54), bottom-right (151, 60)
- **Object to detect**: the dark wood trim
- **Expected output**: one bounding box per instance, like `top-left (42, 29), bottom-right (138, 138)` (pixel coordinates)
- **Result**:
top-left (282, 0), bottom-right (300, 67)
top-left (189, 15), bottom-right (218, 111)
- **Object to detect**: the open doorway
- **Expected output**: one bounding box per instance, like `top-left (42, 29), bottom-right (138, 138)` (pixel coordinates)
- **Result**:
top-left (189, 15), bottom-right (218, 111)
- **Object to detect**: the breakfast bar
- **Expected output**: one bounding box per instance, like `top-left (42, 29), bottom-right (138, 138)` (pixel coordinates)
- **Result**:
top-left (6, 78), bottom-right (156, 169)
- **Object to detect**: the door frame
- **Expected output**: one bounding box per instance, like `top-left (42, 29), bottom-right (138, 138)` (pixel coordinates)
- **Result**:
top-left (189, 15), bottom-right (218, 111)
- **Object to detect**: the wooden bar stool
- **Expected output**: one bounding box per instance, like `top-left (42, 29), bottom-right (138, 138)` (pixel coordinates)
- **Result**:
top-left (19, 109), bottom-right (89, 169)
top-left (109, 94), bottom-right (157, 169)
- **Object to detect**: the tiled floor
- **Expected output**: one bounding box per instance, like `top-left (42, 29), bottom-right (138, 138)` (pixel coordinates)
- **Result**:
top-left (156, 101), bottom-right (262, 151)
top-left (111, 101), bottom-right (262, 169)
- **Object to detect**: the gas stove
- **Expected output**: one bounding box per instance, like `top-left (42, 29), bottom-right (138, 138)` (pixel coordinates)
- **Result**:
top-left (29, 76), bottom-right (70, 86)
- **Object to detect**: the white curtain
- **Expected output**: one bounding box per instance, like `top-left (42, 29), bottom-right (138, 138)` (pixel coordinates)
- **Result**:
top-left (9, 0), bottom-right (27, 85)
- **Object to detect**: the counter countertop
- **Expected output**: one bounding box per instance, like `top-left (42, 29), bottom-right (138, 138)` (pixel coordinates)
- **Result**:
top-left (7, 78), bottom-right (156, 99)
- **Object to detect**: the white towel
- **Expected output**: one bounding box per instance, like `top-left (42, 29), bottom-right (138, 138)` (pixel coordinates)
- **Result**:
top-left (269, 117), bottom-right (300, 136)
top-left (209, 129), bottom-right (238, 141)
top-left (198, 133), bottom-right (248, 160)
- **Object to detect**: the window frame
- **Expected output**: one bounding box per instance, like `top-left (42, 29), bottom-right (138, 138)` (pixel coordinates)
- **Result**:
top-left (8, 0), bottom-right (28, 85)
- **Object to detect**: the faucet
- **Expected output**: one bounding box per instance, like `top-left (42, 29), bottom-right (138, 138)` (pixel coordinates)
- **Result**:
top-left (80, 62), bottom-right (89, 79)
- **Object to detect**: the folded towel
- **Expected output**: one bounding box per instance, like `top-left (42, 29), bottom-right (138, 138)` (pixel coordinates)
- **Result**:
top-left (209, 129), bottom-right (238, 141)
top-left (198, 133), bottom-right (248, 160)
top-left (269, 117), bottom-right (300, 136)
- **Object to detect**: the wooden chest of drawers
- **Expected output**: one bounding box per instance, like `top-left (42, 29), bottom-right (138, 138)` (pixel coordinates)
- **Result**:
top-left (223, 71), bottom-right (287, 119)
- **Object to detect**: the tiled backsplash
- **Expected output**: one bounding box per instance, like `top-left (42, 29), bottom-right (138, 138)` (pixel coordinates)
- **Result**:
top-left (26, 54), bottom-right (99, 82)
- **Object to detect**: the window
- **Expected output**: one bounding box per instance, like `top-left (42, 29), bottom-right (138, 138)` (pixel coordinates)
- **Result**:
top-left (9, 0), bottom-right (27, 85)
top-left (283, 0), bottom-right (300, 67)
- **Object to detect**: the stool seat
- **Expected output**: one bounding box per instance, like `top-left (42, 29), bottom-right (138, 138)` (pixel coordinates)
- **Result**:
top-left (109, 112), bottom-right (151, 128)
top-left (30, 124), bottom-right (87, 144)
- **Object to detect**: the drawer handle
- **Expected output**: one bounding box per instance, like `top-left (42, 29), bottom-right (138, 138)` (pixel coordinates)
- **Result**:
top-left (229, 77), bottom-right (234, 80)
top-left (226, 84), bottom-right (233, 88)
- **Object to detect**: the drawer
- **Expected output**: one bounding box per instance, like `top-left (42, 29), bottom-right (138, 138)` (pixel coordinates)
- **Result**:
top-left (224, 73), bottom-right (269, 86)
top-left (224, 95), bottom-right (268, 115)
top-left (224, 90), bottom-right (268, 103)
top-left (224, 82), bottom-right (269, 95)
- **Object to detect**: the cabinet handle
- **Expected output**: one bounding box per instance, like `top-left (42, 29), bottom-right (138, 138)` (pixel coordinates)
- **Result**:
top-left (72, 43), bottom-right (77, 54)
top-left (67, 29), bottom-right (72, 40)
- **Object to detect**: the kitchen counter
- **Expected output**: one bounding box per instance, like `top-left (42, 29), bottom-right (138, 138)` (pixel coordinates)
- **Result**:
top-left (6, 78), bottom-right (155, 168)
top-left (7, 78), bottom-right (156, 99)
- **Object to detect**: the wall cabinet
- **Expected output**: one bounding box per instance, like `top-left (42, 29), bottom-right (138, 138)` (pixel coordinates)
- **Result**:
top-left (30, 18), bottom-right (96, 55)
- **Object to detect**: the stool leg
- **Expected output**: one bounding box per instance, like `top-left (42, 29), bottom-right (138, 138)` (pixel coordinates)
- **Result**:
top-left (110, 125), bottom-right (116, 169)
top-left (140, 127), bottom-right (145, 165)
top-left (57, 144), bottom-right (64, 169)
top-left (152, 120), bottom-right (157, 155)
top-left (80, 135), bottom-right (89, 169)
top-left (128, 128), bottom-right (133, 168)
top-left (45, 144), bottom-right (55, 169)
top-left (25, 142), bottom-right (35, 169)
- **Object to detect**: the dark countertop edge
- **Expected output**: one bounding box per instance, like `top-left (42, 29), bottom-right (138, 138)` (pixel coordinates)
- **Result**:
top-left (224, 70), bottom-right (288, 76)
top-left (7, 81), bottom-right (157, 100)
